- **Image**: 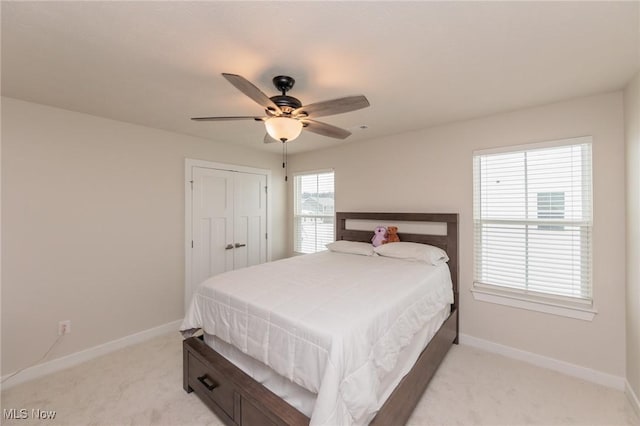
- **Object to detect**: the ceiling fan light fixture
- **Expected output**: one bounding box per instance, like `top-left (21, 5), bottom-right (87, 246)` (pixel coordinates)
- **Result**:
top-left (265, 116), bottom-right (303, 142)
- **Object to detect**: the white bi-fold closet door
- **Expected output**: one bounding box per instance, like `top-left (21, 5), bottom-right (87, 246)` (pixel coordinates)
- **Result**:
top-left (186, 160), bottom-right (270, 311)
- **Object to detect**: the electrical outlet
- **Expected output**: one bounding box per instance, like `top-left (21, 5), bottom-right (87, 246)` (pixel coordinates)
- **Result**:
top-left (58, 320), bottom-right (71, 335)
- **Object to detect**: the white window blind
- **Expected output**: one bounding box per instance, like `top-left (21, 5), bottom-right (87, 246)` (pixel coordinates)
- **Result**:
top-left (473, 138), bottom-right (593, 302)
top-left (294, 171), bottom-right (335, 254)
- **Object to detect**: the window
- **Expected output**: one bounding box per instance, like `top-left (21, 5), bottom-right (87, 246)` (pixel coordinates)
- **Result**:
top-left (294, 171), bottom-right (335, 254)
top-left (473, 137), bottom-right (593, 316)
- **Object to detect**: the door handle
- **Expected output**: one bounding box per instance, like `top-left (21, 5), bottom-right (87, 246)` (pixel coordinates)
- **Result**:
top-left (225, 244), bottom-right (234, 250)
top-left (234, 243), bottom-right (246, 248)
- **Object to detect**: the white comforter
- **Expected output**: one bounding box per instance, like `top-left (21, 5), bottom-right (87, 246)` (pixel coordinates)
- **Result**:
top-left (181, 251), bottom-right (453, 426)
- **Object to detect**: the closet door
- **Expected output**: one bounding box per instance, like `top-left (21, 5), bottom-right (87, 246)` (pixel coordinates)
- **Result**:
top-left (192, 167), bottom-right (234, 287)
top-left (188, 164), bottom-right (269, 308)
top-left (233, 172), bottom-right (267, 269)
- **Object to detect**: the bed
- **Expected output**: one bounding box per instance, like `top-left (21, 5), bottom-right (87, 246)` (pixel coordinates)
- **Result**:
top-left (181, 212), bottom-right (459, 426)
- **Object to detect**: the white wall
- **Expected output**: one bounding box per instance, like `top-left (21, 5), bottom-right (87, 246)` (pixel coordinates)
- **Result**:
top-left (625, 71), bottom-right (640, 404)
top-left (1, 97), bottom-right (287, 376)
top-left (290, 92), bottom-right (626, 377)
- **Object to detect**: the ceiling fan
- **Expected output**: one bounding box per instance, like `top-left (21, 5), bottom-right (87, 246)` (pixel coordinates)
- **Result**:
top-left (191, 73), bottom-right (370, 144)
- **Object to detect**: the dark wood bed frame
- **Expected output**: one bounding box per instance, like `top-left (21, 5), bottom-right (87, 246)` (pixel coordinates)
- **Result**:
top-left (183, 212), bottom-right (459, 426)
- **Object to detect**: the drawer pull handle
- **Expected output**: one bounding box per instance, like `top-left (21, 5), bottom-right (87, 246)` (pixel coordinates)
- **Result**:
top-left (197, 374), bottom-right (218, 391)
top-left (234, 243), bottom-right (246, 248)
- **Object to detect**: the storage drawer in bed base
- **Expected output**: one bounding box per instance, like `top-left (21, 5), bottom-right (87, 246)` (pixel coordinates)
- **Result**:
top-left (183, 336), bottom-right (310, 426)
top-left (183, 306), bottom-right (458, 426)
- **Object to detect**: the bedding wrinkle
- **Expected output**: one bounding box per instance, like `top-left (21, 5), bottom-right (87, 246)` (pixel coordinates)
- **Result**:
top-left (180, 251), bottom-right (453, 426)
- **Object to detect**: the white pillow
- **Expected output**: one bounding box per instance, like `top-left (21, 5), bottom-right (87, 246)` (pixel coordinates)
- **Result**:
top-left (326, 240), bottom-right (375, 256)
top-left (373, 242), bottom-right (449, 265)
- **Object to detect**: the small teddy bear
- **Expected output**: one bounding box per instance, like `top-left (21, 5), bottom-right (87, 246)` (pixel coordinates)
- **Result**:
top-left (383, 226), bottom-right (400, 244)
top-left (372, 226), bottom-right (387, 247)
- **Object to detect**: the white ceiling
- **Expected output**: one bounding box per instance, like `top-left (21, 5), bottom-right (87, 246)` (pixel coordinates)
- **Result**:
top-left (2, 1), bottom-right (639, 154)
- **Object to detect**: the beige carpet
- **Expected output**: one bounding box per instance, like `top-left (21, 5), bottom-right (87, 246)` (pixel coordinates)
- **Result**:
top-left (1, 332), bottom-right (638, 426)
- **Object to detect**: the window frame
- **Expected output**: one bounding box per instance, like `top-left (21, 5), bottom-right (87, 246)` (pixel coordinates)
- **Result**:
top-left (471, 136), bottom-right (597, 321)
top-left (293, 169), bottom-right (335, 255)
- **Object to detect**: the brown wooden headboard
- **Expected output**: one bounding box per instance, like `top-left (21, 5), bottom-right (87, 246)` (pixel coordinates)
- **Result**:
top-left (335, 212), bottom-right (459, 312)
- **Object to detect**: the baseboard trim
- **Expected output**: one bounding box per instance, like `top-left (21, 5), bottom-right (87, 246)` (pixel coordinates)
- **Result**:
top-left (459, 333), bottom-right (625, 391)
top-left (1, 319), bottom-right (183, 390)
top-left (626, 380), bottom-right (640, 418)
top-left (3, 325), bottom-right (630, 398)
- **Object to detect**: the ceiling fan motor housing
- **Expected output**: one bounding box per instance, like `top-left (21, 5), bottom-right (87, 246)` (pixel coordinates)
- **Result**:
top-left (269, 95), bottom-right (302, 114)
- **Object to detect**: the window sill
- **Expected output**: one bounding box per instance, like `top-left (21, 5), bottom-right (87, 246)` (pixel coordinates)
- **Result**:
top-left (471, 286), bottom-right (597, 321)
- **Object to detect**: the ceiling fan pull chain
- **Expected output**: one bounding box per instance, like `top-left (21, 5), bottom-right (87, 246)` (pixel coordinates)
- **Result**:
top-left (282, 140), bottom-right (288, 182)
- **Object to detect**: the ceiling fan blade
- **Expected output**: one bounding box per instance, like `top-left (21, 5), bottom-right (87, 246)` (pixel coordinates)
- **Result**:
top-left (263, 133), bottom-right (279, 144)
top-left (293, 95), bottom-right (369, 118)
top-left (301, 119), bottom-right (352, 139)
top-left (191, 116), bottom-right (265, 121)
top-left (222, 73), bottom-right (282, 114)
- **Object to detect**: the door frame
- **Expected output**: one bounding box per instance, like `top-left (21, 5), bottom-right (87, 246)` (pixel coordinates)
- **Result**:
top-left (184, 158), bottom-right (272, 313)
